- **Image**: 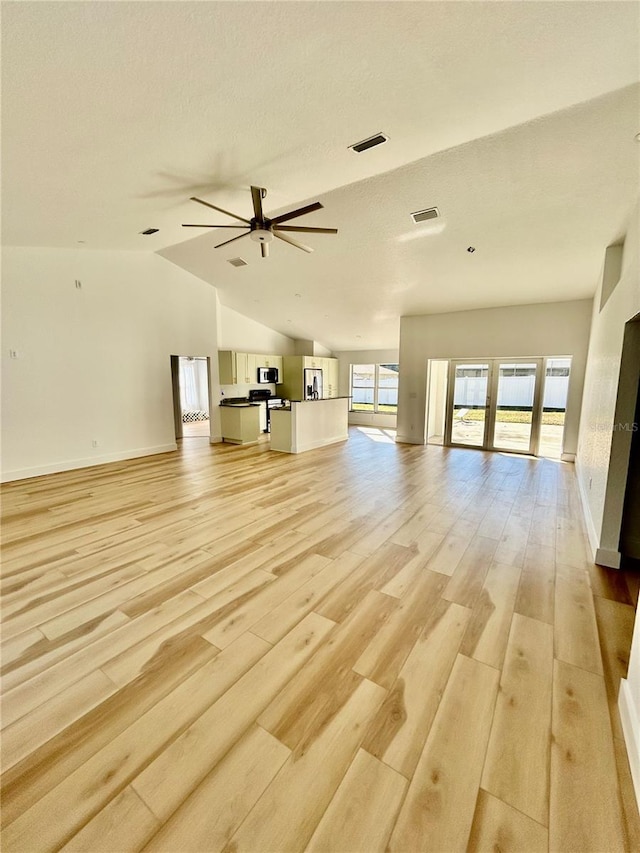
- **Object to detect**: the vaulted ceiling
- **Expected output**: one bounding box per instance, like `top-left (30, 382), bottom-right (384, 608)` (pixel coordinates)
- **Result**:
top-left (2, 2), bottom-right (639, 350)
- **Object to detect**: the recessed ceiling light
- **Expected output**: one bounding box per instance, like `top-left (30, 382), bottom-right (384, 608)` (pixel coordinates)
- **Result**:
top-left (77, 240), bottom-right (85, 244)
top-left (356, 335), bottom-right (362, 339)
top-left (635, 132), bottom-right (640, 142)
top-left (295, 293), bottom-right (302, 298)
top-left (467, 246), bottom-right (476, 253)
top-left (349, 133), bottom-right (388, 153)
top-left (140, 228), bottom-right (159, 235)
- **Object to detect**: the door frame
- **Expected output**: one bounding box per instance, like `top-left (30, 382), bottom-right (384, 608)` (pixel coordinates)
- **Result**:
top-left (445, 357), bottom-right (544, 455)
top-left (444, 359), bottom-right (492, 449)
top-left (170, 354), bottom-right (213, 441)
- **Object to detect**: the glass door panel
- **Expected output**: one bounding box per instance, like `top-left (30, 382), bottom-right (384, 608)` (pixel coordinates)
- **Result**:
top-left (539, 357), bottom-right (571, 459)
top-left (491, 362), bottom-right (539, 453)
top-left (450, 362), bottom-right (490, 447)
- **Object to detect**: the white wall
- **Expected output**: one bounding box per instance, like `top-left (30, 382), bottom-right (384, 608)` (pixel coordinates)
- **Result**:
top-left (334, 348), bottom-right (400, 428)
top-left (396, 300), bottom-right (593, 454)
top-left (574, 202), bottom-right (639, 810)
top-left (217, 302), bottom-right (296, 355)
top-left (1, 248), bottom-right (221, 480)
top-left (575, 201), bottom-right (640, 563)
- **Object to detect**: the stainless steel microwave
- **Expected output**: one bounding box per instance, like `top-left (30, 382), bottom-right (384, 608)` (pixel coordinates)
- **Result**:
top-left (257, 367), bottom-right (279, 384)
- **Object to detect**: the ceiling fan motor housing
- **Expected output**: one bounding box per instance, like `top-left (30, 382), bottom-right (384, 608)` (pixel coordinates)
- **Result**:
top-left (250, 227), bottom-right (274, 243)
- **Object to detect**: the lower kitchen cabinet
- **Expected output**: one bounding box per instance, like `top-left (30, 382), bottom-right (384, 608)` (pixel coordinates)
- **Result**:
top-left (219, 405), bottom-right (260, 445)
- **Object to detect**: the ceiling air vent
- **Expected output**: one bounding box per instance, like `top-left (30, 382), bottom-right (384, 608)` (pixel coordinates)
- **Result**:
top-left (228, 257), bottom-right (248, 267)
top-left (410, 207), bottom-right (440, 224)
top-left (140, 228), bottom-right (159, 235)
top-left (349, 133), bottom-right (388, 153)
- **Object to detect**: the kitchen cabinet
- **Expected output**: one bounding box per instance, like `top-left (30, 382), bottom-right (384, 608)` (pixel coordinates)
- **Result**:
top-left (277, 356), bottom-right (339, 399)
top-left (218, 351), bottom-right (285, 386)
top-left (302, 356), bottom-right (320, 369)
top-left (325, 358), bottom-right (339, 398)
top-left (262, 355), bottom-right (283, 372)
top-left (219, 404), bottom-right (260, 444)
top-left (218, 350), bottom-right (237, 385)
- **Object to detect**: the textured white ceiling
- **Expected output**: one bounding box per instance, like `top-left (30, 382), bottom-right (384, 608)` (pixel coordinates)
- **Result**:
top-left (2, 2), bottom-right (639, 349)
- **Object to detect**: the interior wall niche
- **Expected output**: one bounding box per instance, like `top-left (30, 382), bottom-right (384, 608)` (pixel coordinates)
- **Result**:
top-left (600, 242), bottom-right (624, 311)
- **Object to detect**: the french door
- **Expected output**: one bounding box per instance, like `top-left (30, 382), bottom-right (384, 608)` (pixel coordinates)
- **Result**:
top-left (445, 359), bottom-right (543, 455)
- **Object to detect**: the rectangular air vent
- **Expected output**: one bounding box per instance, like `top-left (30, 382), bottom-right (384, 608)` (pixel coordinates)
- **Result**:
top-left (140, 228), bottom-right (159, 235)
top-left (349, 133), bottom-right (388, 153)
top-left (410, 207), bottom-right (440, 224)
top-left (228, 257), bottom-right (248, 267)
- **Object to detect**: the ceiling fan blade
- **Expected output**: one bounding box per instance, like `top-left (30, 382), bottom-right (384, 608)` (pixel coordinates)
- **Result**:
top-left (182, 224), bottom-right (249, 228)
top-left (214, 231), bottom-right (251, 249)
top-left (261, 242), bottom-right (269, 259)
top-left (251, 186), bottom-right (266, 223)
top-left (270, 201), bottom-right (323, 225)
top-left (274, 232), bottom-right (314, 254)
top-left (274, 225), bottom-right (338, 234)
top-left (190, 196), bottom-right (251, 225)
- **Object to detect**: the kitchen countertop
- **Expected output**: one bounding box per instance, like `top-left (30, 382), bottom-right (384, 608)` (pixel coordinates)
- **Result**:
top-left (286, 396), bottom-right (352, 403)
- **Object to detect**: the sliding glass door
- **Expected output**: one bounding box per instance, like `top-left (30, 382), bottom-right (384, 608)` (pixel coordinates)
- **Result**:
top-left (446, 362), bottom-right (491, 448)
top-left (445, 358), bottom-right (544, 455)
top-left (490, 360), bottom-right (542, 454)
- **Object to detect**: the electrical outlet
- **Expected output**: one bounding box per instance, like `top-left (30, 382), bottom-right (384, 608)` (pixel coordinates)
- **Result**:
top-left (92, 439), bottom-right (99, 448)
top-left (75, 279), bottom-right (82, 289)
top-left (9, 349), bottom-right (19, 359)
top-left (589, 477), bottom-right (593, 490)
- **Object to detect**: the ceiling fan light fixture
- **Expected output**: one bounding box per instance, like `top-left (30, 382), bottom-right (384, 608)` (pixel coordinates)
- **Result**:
top-left (250, 228), bottom-right (274, 244)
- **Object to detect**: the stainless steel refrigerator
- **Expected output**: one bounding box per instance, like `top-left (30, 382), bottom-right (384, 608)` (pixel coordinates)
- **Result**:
top-left (304, 368), bottom-right (323, 400)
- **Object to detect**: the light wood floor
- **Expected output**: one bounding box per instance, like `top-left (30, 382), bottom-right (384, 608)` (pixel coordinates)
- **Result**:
top-left (1, 427), bottom-right (639, 852)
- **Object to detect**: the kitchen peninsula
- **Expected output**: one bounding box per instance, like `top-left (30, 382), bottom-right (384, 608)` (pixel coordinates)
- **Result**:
top-left (270, 397), bottom-right (349, 454)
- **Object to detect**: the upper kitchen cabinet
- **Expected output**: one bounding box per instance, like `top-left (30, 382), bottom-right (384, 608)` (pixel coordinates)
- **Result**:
top-left (277, 355), bottom-right (339, 399)
top-left (262, 355), bottom-right (283, 372)
top-left (302, 355), bottom-right (323, 370)
top-left (218, 351), bottom-right (285, 386)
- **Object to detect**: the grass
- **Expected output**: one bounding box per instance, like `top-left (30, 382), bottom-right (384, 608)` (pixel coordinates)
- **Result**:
top-left (352, 404), bottom-right (565, 426)
top-left (352, 404), bottom-right (398, 414)
top-left (461, 409), bottom-right (565, 425)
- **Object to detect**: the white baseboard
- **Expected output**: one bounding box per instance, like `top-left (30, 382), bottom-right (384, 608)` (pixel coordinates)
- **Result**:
top-left (561, 452), bottom-right (576, 462)
top-left (575, 462), bottom-right (599, 561)
top-left (209, 434), bottom-right (223, 444)
top-left (595, 547), bottom-right (622, 569)
top-left (1, 443), bottom-right (178, 483)
top-left (619, 678), bottom-right (640, 812)
top-left (273, 434), bottom-right (348, 454)
top-left (348, 412), bottom-right (397, 428)
top-left (395, 434), bottom-right (423, 445)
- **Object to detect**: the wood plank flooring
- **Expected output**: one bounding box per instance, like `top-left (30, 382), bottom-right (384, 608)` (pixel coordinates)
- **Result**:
top-left (1, 427), bottom-right (639, 852)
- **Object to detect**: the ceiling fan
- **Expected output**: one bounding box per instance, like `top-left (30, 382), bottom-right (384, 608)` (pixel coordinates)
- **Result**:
top-left (182, 186), bottom-right (337, 258)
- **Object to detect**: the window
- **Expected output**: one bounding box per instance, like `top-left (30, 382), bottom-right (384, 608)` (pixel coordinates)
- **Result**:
top-left (351, 363), bottom-right (399, 413)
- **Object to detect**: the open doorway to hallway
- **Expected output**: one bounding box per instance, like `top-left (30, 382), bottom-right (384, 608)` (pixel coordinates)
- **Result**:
top-left (170, 356), bottom-right (211, 440)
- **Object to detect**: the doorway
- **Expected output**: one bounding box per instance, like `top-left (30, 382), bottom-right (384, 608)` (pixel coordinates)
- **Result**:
top-left (442, 357), bottom-right (570, 456)
top-left (170, 355), bottom-right (212, 440)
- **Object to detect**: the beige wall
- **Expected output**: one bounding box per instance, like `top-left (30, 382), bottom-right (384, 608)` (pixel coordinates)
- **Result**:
top-left (1, 247), bottom-right (222, 480)
top-left (396, 300), bottom-right (593, 454)
top-left (587, 201), bottom-right (640, 809)
top-left (217, 302), bottom-right (296, 355)
top-left (575, 200), bottom-right (640, 561)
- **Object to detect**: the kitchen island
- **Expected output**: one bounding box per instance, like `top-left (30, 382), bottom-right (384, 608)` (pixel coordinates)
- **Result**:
top-left (270, 397), bottom-right (349, 454)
